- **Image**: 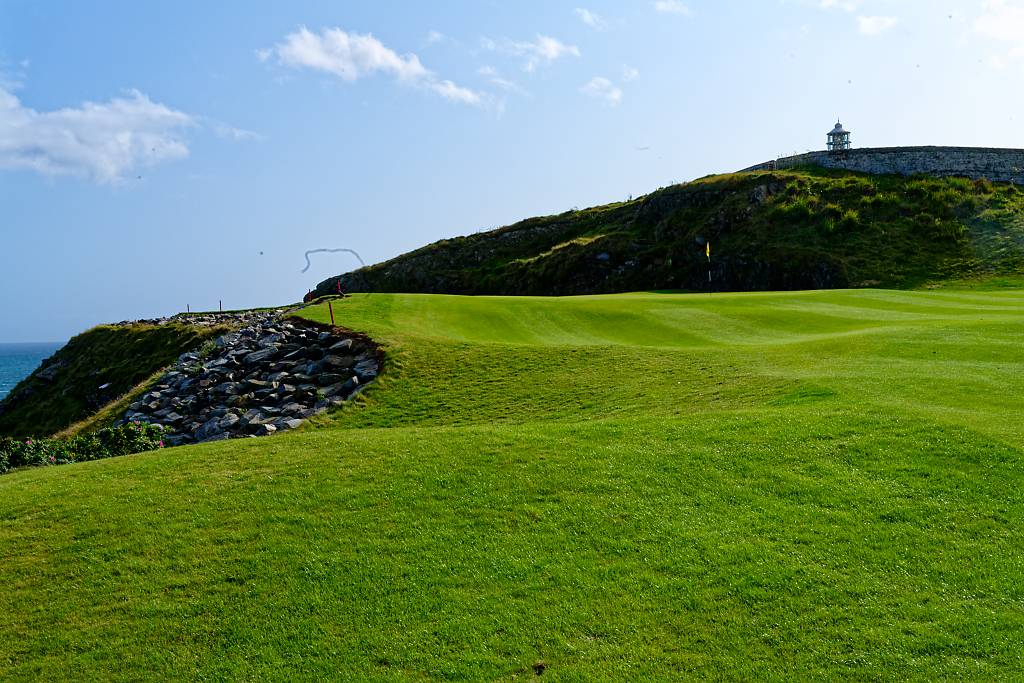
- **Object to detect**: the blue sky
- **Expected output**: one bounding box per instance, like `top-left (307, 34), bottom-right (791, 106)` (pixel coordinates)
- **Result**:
top-left (1, 0), bottom-right (1022, 341)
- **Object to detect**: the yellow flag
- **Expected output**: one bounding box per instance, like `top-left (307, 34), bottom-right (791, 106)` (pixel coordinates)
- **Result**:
top-left (706, 242), bottom-right (711, 258)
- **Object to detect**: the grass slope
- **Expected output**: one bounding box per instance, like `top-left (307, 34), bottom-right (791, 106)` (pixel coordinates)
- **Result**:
top-left (317, 169), bottom-right (1024, 297)
top-left (0, 323), bottom-right (229, 438)
top-left (2, 290), bottom-right (1024, 680)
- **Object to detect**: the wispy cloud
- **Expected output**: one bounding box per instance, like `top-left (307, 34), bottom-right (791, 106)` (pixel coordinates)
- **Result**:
top-left (976, 1), bottom-right (1024, 66)
top-left (0, 86), bottom-right (195, 183)
top-left (426, 29), bottom-right (446, 44)
top-left (654, 1), bottom-right (691, 16)
top-left (580, 76), bottom-right (623, 106)
top-left (213, 123), bottom-right (263, 142)
top-left (622, 65), bottom-right (640, 82)
top-left (976, 1), bottom-right (1024, 44)
top-left (574, 8), bottom-right (609, 30)
top-left (857, 15), bottom-right (897, 35)
top-left (262, 26), bottom-right (483, 105)
top-left (481, 34), bottom-right (581, 72)
top-left (818, 0), bottom-right (862, 11)
top-left (478, 66), bottom-right (529, 96)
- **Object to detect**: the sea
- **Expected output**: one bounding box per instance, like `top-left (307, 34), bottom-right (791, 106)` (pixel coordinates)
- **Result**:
top-left (0, 342), bottom-right (64, 401)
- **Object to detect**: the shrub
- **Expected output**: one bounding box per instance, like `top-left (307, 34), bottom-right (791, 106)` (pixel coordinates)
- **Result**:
top-left (824, 203), bottom-right (843, 218)
top-left (0, 422), bottom-right (166, 474)
top-left (840, 209), bottom-right (861, 228)
top-left (773, 195), bottom-right (819, 222)
top-left (973, 177), bottom-right (994, 195)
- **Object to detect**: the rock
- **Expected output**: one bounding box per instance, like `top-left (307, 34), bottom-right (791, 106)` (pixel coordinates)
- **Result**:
top-left (322, 355), bottom-right (355, 370)
top-left (240, 409), bottom-right (270, 427)
top-left (200, 432), bottom-right (230, 443)
top-left (214, 382), bottom-right (238, 395)
top-left (243, 348), bottom-right (278, 365)
top-left (321, 381), bottom-right (353, 398)
top-left (317, 373), bottom-right (346, 386)
top-left (268, 364), bottom-right (294, 376)
top-left (329, 339), bottom-right (354, 352)
top-left (258, 333), bottom-right (284, 347)
top-left (195, 417), bottom-right (222, 441)
top-left (353, 357), bottom-right (379, 380)
top-left (219, 413), bottom-right (240, 430)
top-left (254, 423), bottom-right (277, 436)
top-left (276, 418), bottom-right (305, 431)
top-left (280, 402), bottom-right (305, 415)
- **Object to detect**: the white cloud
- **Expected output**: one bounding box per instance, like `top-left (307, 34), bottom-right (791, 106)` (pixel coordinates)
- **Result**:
top-left (819, 0), bottom-right (862, 11)
top-left (622, 65), bottom-right (640, 82)
top-left (427, 30), bottom-right (446, 44)
top-left (857, 15), bottom-right (898, 35)
top-left (574, 8), bottom-right (609, 30)
top-left (654, 1), bottom-right (691, 16)
top-left (264, 26), bottom-right (482, 105)
top-left (428, 79), bottom-right (481, 104)
top-left (976, 0), bottom-right (1024, 43)
top-left (482, 34), bottom-right (581, 72)
top-left (213, 124), bottom-right (263, 142)
top-left (976, 1), bottom-right (1024, 67)
top-left (477, 66), bottom-right (529, 96)
top-left (580, 76), bottom-right (622, 106)
top-left (0, 86), bottom-right (194, 183)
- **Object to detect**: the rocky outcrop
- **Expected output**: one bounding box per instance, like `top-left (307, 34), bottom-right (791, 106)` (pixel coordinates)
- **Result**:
top-left (742, 146), bottom-right (1024, 185)
top-left (112, 311), bottom-right (275, 328)
top-left (121, 314), bottom-right (381, 445)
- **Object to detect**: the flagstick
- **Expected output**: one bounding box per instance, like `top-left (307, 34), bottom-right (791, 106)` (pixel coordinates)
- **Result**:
top-left (706, 242), bottom-right (712, 295)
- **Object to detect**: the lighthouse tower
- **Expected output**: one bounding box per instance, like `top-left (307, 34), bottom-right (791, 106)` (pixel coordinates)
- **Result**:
top-left (827, 120), bottom-right (852, 153)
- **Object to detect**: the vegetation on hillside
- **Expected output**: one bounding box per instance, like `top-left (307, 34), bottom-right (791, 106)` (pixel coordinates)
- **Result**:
top-left (0, 322), bottom-right (229, 438)
top-left (2, 291), bottom-right (1024, 679)
top-left (0, 422), bottom-right (166, 473)
top-left (315, 168), bottom-right (1024, 296)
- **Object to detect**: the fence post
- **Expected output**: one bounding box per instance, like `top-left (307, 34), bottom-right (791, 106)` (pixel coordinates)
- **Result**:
top-left (328, 300), bottom-right (335, 326)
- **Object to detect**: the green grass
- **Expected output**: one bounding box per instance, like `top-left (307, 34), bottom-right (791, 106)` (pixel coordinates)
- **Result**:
top-left (2, 290), bottom-right (1024, 680)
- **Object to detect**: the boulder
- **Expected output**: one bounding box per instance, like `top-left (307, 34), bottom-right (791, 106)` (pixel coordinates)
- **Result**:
top-left (322, 355), bottom-right (355, 370)
top-left (243, 348), bottom-right (278, 365)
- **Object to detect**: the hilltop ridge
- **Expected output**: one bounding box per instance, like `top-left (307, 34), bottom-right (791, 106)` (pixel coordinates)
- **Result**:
top-left (314, 168), bottom-right (1024, 297)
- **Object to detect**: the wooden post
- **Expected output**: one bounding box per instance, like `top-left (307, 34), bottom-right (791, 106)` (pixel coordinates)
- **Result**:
top-left (187, 304), bottom-right (190, 314)
top-left (328, 300), bottom-right (335, 326)
top-left (219, 300), bottom-right (223, 312)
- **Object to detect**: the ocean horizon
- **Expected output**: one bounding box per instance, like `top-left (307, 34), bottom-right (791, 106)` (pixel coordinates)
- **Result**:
top-left (0, 342), bottom-right (64, 400)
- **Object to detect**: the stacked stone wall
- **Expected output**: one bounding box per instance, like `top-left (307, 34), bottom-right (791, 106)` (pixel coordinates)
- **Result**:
top-left (741, 146), bottom-right (1024, 185)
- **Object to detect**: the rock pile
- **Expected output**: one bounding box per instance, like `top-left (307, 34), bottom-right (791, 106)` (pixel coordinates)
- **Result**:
top-left (121, 313), bottom-right (381, 445)
top-left (112, 311), bottom-right (279, 328)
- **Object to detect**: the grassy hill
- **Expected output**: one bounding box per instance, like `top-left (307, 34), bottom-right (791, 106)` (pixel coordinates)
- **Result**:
top-left (314, 168), bottom-right (1024, 297)
top-left (0, 322), bottom-right (229, 438)
top-left (2, 290), bottom-right (1024, 679)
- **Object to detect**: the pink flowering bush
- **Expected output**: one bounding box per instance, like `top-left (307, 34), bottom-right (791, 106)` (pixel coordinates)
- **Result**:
top-left (0, 422), bottom-right (166, 474)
